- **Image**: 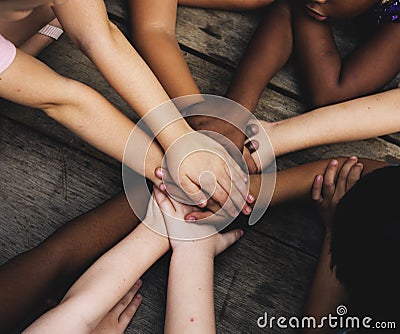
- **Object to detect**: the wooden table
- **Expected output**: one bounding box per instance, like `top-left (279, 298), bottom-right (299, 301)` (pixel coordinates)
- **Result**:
top-left (1, 1), bottom-right (399, 333)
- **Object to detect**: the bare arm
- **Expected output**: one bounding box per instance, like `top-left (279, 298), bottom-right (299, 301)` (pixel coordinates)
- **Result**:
top-left (292, 2), bottom-right (400, 107)
top-left (268, 88), bottom-right (400, 157)
top-left (24, 222), bottom-right (170, 334)
top-left (129, 0), bottom-right (200, 106)
top-left (0, 51), bottom-right (163, 185)
top-left (268, 157), bottom-right (389, 206)
top-left (227, 0), bottom-right (292, 112)
top-left (178, 0), bottom-right (274, 11)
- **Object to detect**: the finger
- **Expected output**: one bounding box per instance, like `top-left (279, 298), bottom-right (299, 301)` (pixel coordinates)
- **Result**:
top-left (154, 167), bottom-right (163, 180)
top-left (113, 279), bottom-right (142, 315)
top-left (185, 210), bottom-right (214, 221)
top-left (213, 182), bottom-right (239, 217)
top-left (244, 140), bottom-right (259, 154)
top-left (153, 186), bottom-right (176, 213)
top-left (334, 156), bottom-right (358, 201)
top-left (223, 157), bottom-right (253, 205)
top-left (346, 163), bottom-right (363, 192)
top-left (322, 159), bottom-right (339, 200)
top-left (181, 176), bottom-right (209, 207)
top-left (311, 175), bottom-right (324, 204)
top-left (118, 283), bottom-right (143, 326)
top-left (215, 229), bottom-right (244, 255)
top-left (242, 147), bottom-right (259, 174)
top-left (245, 123), bottom-right (259, 137)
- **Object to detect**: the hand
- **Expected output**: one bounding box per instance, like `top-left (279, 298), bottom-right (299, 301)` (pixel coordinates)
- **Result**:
top-left (155, 167), bottom-right (250, 224)
top-left (244, 120), bottom-right (275, 173)
top-left (185, 99), bottom-right (258, 174)
top-left (153, 187), bottom-right (243, 256)
top-left (161, 130), bottom-right (253, 217)
top-left (311, 157), bottom-right (363, 230)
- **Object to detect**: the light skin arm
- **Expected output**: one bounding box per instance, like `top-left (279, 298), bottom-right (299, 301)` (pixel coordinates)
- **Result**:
top-left (0, 50), bottom-right (163, 186)
top-left (52, 0), bottom-right (252, 215)
top-left (292, 2), bottom-right (400, 107)
top-left (152, 188), bottom-right (243, 334)
top-left (24, 222), bottom-right (170, 334)
top-left (269, 88), bottom-right (400, 157)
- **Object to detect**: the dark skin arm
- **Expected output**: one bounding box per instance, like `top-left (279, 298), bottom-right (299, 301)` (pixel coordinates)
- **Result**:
top-left (292, 2), bottom-right (400, 107)
top-left (226, 0), bottom-right (293, 113)
top-left (185, 157), bottom-right (390, 220)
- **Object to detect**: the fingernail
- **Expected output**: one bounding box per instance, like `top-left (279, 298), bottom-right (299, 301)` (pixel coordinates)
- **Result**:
top-left (136, 294), bottom-right (142, 300)
top-left (330, 160), bottom-right (338, 166)
top-left (240, 230), bottom-right (244, 237)
top-left (315, 175), bottom-right (322, 182)
top-left (155, 167), bottom-right (163, 178)
top-left (136, 279), bottom-right (142, 285)
top-left (160, 184), bottom-right (166, 191)
top-left (350, 156), bottom-right (357, 160)
top-left (187, 216), bottom-right (196, 221)
top-left (244, 206), bottom-right (252, 215)
top-left (247, 194), bottom-right (255, 203)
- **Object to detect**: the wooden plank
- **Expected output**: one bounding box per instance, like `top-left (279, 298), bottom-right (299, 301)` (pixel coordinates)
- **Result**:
top-left (0, 31), bottom-right (304, 166)
top-left (0, 116), bottom-right (318, 334)
top-left (0, 117), bottom-right (121, 261)
top-left (105, 1), bottom-right (400, 97)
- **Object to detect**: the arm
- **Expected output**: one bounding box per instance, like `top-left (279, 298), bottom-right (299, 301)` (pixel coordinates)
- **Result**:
top-left (24, 222), bottom-right (170, 334)
top-left (129, 0), bottom-right (200, 106)
top-left (302, 158), bottom-right (364, 334)
top-left (0, 50), bottom-right (163, 185)
top-left (53, 0), bottom-right (252, 215)
top-left (249, 88), bottom-right (400, 162)
top-left (226, 0), bottom-right (292, 113)
top-left (178, 0), bottom-right (274, 11)
top-left (152, 188), bottom-right (243, 334)
top-left (52, 0), bottom-right (194, 142)
top-left (185, 157), bottom-right (390, 220)
top-left (292, 2), bottom-right (400, 107)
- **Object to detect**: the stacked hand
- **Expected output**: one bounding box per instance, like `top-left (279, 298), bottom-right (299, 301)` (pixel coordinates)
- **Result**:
top-left (311, 156), bottom-right (363, 230)
top-left (144, 187), bottom-right (244, 254)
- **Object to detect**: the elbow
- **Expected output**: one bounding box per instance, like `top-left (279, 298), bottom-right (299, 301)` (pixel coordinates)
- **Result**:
top-left (307, 88), bottom-right (346, 108)
top-left (72, 20), bottom-right (120, 57)
top-left (130, 20), bottom-right (176, 51)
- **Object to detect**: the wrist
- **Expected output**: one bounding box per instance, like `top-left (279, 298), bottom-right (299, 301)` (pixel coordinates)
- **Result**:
top-left (172, 241), bottom-right (215, 260)
top-left (157, 119), bottom-right (194, 149)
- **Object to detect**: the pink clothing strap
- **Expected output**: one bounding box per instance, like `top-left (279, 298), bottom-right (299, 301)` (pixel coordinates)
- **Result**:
top-left (0, 34), bottom-right (17, 75)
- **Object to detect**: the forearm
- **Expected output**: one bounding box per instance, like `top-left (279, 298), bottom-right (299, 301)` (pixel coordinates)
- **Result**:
top-left (54, 0), bottom-right (193, 147)
top-left (44, 79), bottom-right (163, 185)
top-left (1, 51), bottom-right (163, 185)
top-left (226, 0), bottom-right (292, 112)
top-left (178, 0), bottom-right (274, 11)
top-left (268, 89), bottom-right (400, 157)
top-left (249, 158), bottom-right (390, 206)
top-left (25, 223), bottom-right (170, 334)
top-left (292, 3), bottom-right (342, 106)
top-left (303, 233), bottom-right (346, 334)
top-left (165, 250), bottom-right (215, 334)
top-left (132, 30), bottom-right (201, 102)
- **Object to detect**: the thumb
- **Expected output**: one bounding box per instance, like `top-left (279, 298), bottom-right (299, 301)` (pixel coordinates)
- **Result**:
top-left (215, 229), bottom-right (244, 255)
